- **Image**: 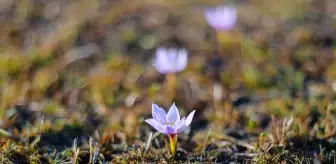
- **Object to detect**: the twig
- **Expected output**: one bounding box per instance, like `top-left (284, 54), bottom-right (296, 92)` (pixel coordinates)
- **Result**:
top-left (233, 153), bottom-right (258, 157)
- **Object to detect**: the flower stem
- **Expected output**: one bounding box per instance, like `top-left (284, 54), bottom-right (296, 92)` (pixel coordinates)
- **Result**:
top-left (216, 31), bottom-right (232, 56)
top-left (168, 134), bottom-right (177, 158)
top-left (215, 31), bottom-right (222, 55)
top-left (213, 82), bottom-right (223, 120)
top-left (166, 73), bottom-right (176, 99)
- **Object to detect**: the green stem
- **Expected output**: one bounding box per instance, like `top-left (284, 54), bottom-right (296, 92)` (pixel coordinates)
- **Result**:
top-left (216, 31), bottom-right (222, 55)
top-left (216, 31), bottom-right (232, 56)
top-left (168, 134), bottom-right (177, 158)
top-left (166, 73), bottom-right (176, 99)
top-left (212, 82), bottom-right (222, 120)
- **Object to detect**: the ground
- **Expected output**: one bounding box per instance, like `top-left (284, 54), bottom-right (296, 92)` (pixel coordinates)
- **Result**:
top-left (0, 0), bottom-right (336, 163)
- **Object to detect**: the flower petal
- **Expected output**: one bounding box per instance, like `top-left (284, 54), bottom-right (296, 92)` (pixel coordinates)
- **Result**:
top-left (152, 104), bottom-right (166, 124)
top-left (204, 9), bottom-right (218, 28)
top-left (167, 48), bottom-right (178, 61)
top-left (145, 119), bottom-right (166, 134)
top-left (176, 49), bottom-right (188, 72)
top-left (166, 103), bottom-right (180, 124)
top-left (185, 110), bottom-right (195, 126)
top-left (204, 6), bottom-right (236, 31)
top-left (177, 125), bottom-right (188, 133)
top-left (153, 48), bottom-right (173, 73)
top-left (174, 117), bottom-right (185, 130)
top-left (219, 6), bottom-right (236, 30)
top-left (165, 125), bottom-right (177, 134)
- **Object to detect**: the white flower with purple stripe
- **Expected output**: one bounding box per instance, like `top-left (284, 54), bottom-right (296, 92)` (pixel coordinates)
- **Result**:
top-left (204, 6), bottom-right (237, 31)
top-left (152, 48), bottom-right (188, 74)
top-left (145, 103), bottom-right (195, 135)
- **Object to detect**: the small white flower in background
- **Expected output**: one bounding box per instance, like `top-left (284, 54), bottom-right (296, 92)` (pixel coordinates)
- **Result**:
top-left (152, 48), bottom-right (188, 74)
top-left (204, 6), bottom-right (237, 31)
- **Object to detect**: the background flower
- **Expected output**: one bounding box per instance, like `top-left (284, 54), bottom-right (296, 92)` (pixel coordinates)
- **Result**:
top-left (152, 48), bottom-right (188, 74)
top-left (204, 6), bottom-right (237, 31)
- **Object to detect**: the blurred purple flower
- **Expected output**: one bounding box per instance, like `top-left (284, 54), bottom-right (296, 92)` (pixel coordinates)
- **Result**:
top-left (145, 103), bottom-right (195, 135)
top-left (204, 6), bottom-right (237, 31)
top-left (152, 48), bottom-right (188, 74)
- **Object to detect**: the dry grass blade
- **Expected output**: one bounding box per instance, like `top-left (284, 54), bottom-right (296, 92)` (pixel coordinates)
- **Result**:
top-left (145, 132), bottom-right (153, 152)
top-left (72, 138), bottom-right (80, 164)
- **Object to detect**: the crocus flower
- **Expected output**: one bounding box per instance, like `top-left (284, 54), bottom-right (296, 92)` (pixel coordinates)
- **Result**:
top-left (152, 48), bottom-right (188, 74)
top-left (145, 103), bottom-right (195, 157)
top-left (204, 6), bottom-right (237, 31)
top-left (145, 103), bottom-right (195, 135)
